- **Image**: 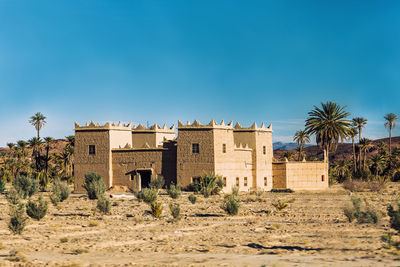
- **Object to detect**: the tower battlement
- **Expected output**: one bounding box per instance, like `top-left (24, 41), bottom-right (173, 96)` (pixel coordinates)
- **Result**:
top-left (75, 121), bottom-right (132, 131)
top-left (177, 120), bottom-right (272, 131)
top-left (132, 123), bottom-right (175, 133)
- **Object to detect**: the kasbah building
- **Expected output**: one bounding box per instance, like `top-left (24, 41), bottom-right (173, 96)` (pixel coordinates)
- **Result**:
top-left (73, 120), bottom-right (328, 193)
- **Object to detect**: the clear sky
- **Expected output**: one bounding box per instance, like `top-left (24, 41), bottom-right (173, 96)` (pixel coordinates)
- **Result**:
top-left (0, 0), bottom-right (399, 146)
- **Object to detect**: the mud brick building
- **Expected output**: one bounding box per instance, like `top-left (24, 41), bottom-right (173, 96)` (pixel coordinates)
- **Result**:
top-left (74, 120), bottom-right (328, 193)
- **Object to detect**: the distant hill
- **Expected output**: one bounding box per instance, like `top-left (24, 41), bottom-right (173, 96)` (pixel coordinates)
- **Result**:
top-left (0, 139), bottom-right (68, 154)
top-left (273, 142), bottom-right (313, 151)
top-left (274, 136), bottom-right (400, 164)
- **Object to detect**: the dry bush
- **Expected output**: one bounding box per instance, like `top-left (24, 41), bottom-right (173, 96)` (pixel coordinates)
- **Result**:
top-left (13, 175), bottom-right (38, 199)
top-left (151, 201), bottom-right (163, 218)
top-left (8, 203), bottom-right (28, 235)
top-left (97, 196), bottom-right (111, 214)
top-left (60, 237), bottom-right (69, 243)
top-left (0, 178), bottom-right (5, 194)
top-left (188, 193), bottom-right (197, 204)
top-left (388, 202), bottom-right (400, 232)
top-left (26, 195), bottom-right (48, 221)
top-left (250, 188), bottom-right (264, 196)
top-left (6, 188), bottom-right (20, 205)
top-left (272, 199), bottom-right (289, 212)
top-left (169, 203), bottom-right (181, 220)
top-left (83, 172), bottom-right (105, 200)
top-left (343, 196), bottom-right (379, 224)
top-left (135, 188), bottom-right (158, 204)
top-left (343, 179), bottom-right (386, 192)
top-left (71, 248), bottom-right (89, 255)
top-left (221, 194), bottom-right (241, 215)
top-left (167, 184), bottom-right (181, 199)
top-left (88, 220), bottom-right (99, 227)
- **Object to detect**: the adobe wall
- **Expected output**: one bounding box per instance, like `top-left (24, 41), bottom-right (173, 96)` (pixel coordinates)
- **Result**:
top-left (176, 128), bottom-right (215, 187)
top-left (111, 149), bottom-right (164, 191)
top-left (272, 161), bottom-right (328, 190)
top-left (213, 128), bottom-right (253, 192)
top-left (74, 130), bottom-right (111, 193)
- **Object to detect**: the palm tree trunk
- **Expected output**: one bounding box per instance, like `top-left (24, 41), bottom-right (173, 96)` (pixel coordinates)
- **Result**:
top-left (389, 127), bottom-right (392, 155)
top-left (352, 137), bottom-right (356, 173)
top-left (358, 130), bottom-right (362, 172)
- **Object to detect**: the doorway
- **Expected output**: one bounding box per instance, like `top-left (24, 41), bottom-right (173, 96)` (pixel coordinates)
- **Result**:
top-left (137, 169), bottom-right (152, 188)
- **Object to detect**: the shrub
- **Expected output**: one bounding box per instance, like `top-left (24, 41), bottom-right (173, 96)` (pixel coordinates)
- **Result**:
top-left (83, 172), bottom-right (106, 200)
top-left (50, 179), bottom-right (70, 206)
top-left (60, 237), bottom-right (69, 243)
top-left (343, 179), bottom-right (386, 192)
top-left (186, 182), bottom-right (201, 193)
top-left (26, 195), bottom-right (48, 221)
top-left (272, 199), bottom-right (289, 212)
top-left (188, 194), bottom-right (197, 204)
top-left (0, 178), bottom-right (5, 194)
top-left (250, 188), bottom-right (264, 196)
top-left (150, 201), bottom-right (163, 218)
top-left (13, 175), bottom-right (38, 199)
top-left (167, 184), bottom-right (181, 199)
top-left (136, 188), bottom-right (158, 204)
top-left (169, 203), bottom-right (181, 220)
top-left (6, 188), bottom-right (20, 205)
top-left (199, 173), bottom-right (223, 198)
top-left (149, 175), bottom-right (165, 190)
top-left (8, 203), bottom-right (28, 235)
top-left (221, 194), bottom-right (241, 215)
top-left (97, 196), bottom-right (111, 214)
top-left (231, 186), bottom-right (239, 197)
top-left (388, 202), bottom-right (400, 232)
top-left (343, 196), bottom-right (379, 224)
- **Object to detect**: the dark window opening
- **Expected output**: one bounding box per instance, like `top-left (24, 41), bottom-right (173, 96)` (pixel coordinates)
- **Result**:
top-left (192, 143), bottom-right (200, 154)
top-left (138, 170), bottom-right (152, 188)
top-left (222, 144), bottom-right (226, 153)
top-left (263, 146), bottom-right (266, 155)
top-left (322, 175), bottom-right (325, 182)
top-left (192, 177), bottom-right (201, 184)
top-left (89, 145), bottom-right (96, 155)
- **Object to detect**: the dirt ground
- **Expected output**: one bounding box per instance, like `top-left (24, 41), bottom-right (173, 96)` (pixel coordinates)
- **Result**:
top-left (1, 184), bottom-right (400, 266)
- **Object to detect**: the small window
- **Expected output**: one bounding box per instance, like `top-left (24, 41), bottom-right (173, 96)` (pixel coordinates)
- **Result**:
top-left (192, 143), bottom-right (200, 154)
top-left (263, 146), bottom-right (266, 155)
top-left (223, 177), bottom-right (227, 187)
top-left (192, 177), bottom-right (201, 184)
top-left (322, 175), bottom-right (325, 182)
top-left (89, 145), bottom-right (95, 155)
top-left (264, 177), bottom-right (267, 186)
top-left (244, 177), bottom-right (248, 186)
top-left (130, 174), bottom-right (135, 181)
top-left (236, 177), bottom-right (240, 187)
top-left (222, 144), bottom-right (226, 153)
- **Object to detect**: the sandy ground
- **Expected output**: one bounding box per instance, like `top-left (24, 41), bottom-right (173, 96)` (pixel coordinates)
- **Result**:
top-left (1, 184), bottom-right (400, 266)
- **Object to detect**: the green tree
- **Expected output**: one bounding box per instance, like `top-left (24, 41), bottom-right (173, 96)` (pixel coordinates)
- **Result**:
top-left (43, 137), bottom-right (55, 175)
top-left (305, 101), bottom-right (352, 163)
top-left (28, 137), bottom-right (43, 171)
top-left (359, 138), bottom-right (374, 171)
top-left (293, 129), bottom-right (310, 161)
top-left (29, 112), bottom-right (47, 139)
top-left (347, 127), bottom-right (358, 173)
top-left (352, 117), bottom-right (368, 172)
top-left (384, 113), bottom-right (398, 155)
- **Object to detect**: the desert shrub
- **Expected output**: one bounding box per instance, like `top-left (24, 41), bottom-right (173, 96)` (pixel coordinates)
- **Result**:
top-left (13, 175), bottom-right (38, 199)
top-left (150, 201), bottom-right (163, 218)
top-left (381, 233), bottom-right (395, 249)
top-left (0, 178), bottom-right (5, 194)
top-left (343, 196), bottom-right (379, 224)
top-left (250, 188), bottom-right (264, 196)
top-left (185, 182), bottom-right (201, 193)
top-left (8, 203), bottom-right (28, 235)
top-left (169, 203), bottom-right (181, 220)
top-left (231, 186), bottom-right (239, 197)
top-left (6, 188), bottom-right (20, 205)
top-left (272, 199), bottom-right (289, 212)
top-left (83, 172), bottom-right (106, 200)
top-left (221, 194), bottom-right (241, 215)
top-left (149, 175), bottom-right (165, 190)
top-left (37, 171), bottom-right (52, 191)
top-left (388, 202), bottom-right (400, 232)
top-left (26, 195), bottom-right (48, 221)
top-left (5, 250), bottom-right (28, 262)
top-left (343, 179), bottom-right (386, 192)
top-left (135, 188), bottom-right (158, 204)
top-left (97, 196), bottom-right (111, 214)
top-left (199, 173), bottom-right (223, 198)
top-left (188, 194), bottom-right (197, 204)
top-left (50, 179), bottom-right (70, 206)
top-left (167, 184), bottom-right (181, 199)
top-left (60, 237), bottom-right (69, 243)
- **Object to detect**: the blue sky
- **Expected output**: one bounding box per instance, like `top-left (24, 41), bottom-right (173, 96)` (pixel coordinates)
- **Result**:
top-left (0, 1), bottom-right (399, 146)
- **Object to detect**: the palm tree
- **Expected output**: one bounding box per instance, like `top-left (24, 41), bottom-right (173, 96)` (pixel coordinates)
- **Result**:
top-left (282, 151), bottom-right (294, 161)
top-left (377, 141), bottom-right (388, 155)
top-left (370, 154), bottom-right (385, 179)
top-left (384, 113), bottom-right (398, 155)
top-left (29, 112), bottom-right (47, 139)
top-left (66, 135), bottom-right (75, 147)
top-left (293, 130), bottom-right (310, 161)
top-left (43, 137), bottom-right (55, 175)
top-left (352, 117), bottom-right (368, 172)
top-left (359, 138), bottom-right (374, 171)
top-left (305, 101), bottom-right (352, 163)
top-left (28, 137), bottom-right (43, 171)
top-left (347, 127), bottom-right (358, 173)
